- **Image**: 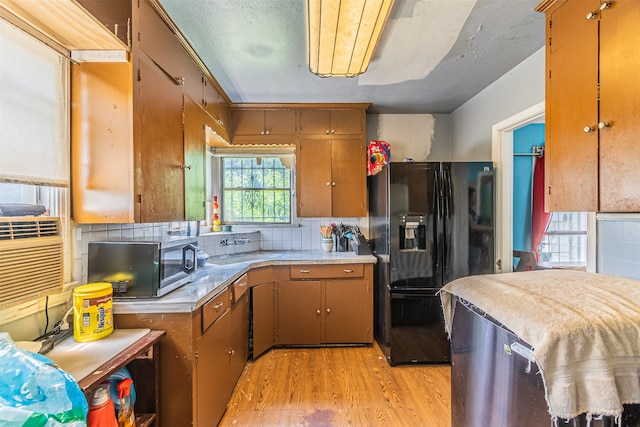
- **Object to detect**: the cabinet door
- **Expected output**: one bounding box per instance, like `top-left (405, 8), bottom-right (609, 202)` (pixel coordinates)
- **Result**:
top-left (325, 279), bottom-right (372, 343)
top-left (331, 109), bottom-right (362, 135)
top-left (136, 53), bottom-right (185, 222)
top-left (265, 109), bottom-right (296, 135)
top-left (299, 109), bottom-right (331, 135)
top-left (252, 282), bottom-right (275, 358)
top-left (277, 280), bottom-right (322, 345)
top-left (546, 0), bottom-right (599, 212)
top-left (183, 96), bottom-right (206, 220)
top-left (331, 139), bottom-right (366, 217)
top-left (71, 61), bottom-right (134, 223)
top-left (233, 109), bottom-right (296, 136)
top-left (599, 0), bottom-right (640, 211)
top-left (230, 293), bottom-right (249, 385)
top-left (299, 109), bottom-right (362, 135)
top-left (232, 109), bottom-right (265, 136)
top-left (204, 79), bottom-right (230, 136)
top-left (297, 140), bottom-right (332, 217)
top-left (196, 310), bottom-right (232, 427)
top-left (137, 0), bottom-right (202, 103)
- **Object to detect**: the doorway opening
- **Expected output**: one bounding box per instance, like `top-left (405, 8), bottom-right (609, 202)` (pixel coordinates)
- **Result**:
top-left (491, 102), bottom-right (596, 273)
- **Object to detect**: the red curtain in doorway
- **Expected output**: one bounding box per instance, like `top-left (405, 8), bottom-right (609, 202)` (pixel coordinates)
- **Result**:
top-left (531, 152), bottom-right (551, 261)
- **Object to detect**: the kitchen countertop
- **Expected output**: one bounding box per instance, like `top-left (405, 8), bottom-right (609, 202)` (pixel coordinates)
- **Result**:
top-left (114, 250), bottom-right (376, 315)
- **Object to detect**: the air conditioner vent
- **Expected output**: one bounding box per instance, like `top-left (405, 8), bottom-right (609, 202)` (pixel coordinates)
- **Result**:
top-left (0, 217), bottom-right (64, 309)
top-left (0, 217), bottom-right (60, 240)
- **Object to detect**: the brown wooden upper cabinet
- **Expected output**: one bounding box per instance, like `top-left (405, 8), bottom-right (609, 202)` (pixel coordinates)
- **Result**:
top-left (71, 0), bottom-right (221, 223)
top-left (232, 108), bottom-right (297, 137)
top-left (203, 78), bottom-right (230, 141)
top-left (299, 108), bottom-right (363, 136)
top-left (297, 138), bottom-right (366, 217)
top-left (537, 0), bottom-right (640, 212)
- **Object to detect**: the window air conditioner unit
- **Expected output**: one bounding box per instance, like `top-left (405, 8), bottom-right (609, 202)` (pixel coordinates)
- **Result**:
top-left (0, 217), bottom-right (64, 309)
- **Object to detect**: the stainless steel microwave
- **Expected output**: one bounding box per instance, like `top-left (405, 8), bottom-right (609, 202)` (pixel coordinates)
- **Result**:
top-left (87, 236), bottom-right (198, 298)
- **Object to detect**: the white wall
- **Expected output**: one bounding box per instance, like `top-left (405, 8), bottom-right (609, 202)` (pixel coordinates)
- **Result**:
top-left (450, 47), bottom-right (545, 161)
top-left (366, 114), bottom-right (451, 161)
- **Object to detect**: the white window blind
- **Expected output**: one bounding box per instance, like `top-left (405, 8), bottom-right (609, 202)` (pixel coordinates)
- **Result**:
top-left (0, 19), bottom-right (68, 186)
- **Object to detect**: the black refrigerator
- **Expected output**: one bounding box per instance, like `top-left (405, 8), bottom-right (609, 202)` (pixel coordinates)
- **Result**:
top-left (368, 162), bottom-right (494, 365)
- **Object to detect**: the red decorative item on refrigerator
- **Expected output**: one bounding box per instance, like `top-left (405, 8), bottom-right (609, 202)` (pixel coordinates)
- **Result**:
top-left (367, 140), bottom-right (391, 176)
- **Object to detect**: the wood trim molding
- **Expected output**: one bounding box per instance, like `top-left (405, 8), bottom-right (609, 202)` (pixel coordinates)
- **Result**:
top-left (230, 103), bottom-right (371, 110)
top-left (535, 0), bottom-right (559, 13)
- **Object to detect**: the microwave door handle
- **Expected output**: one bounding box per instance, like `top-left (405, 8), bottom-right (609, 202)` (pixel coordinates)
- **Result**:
top-left (183, 243), bottom-right (197, 274)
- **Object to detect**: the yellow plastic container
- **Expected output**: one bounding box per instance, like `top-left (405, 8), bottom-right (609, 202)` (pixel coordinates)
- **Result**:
top-left (73, 282), bottom-right (114, 342)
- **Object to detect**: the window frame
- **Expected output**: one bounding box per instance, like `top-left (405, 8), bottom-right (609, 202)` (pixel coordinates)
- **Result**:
top-left (210, 149), bottom-right (295, 225)
top-left (538, 211), bottom-right (588, 268)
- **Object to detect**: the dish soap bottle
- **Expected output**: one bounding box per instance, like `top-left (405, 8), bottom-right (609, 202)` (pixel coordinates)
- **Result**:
top-left (116, 378), bottom-right (136, 427)
top-left (211, 196), bottom-right (221, 232)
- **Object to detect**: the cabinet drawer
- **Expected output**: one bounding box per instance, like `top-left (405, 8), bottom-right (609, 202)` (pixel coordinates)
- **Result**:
top-left (231, 273), bottom-right (249, 304)
top-left (202, 288), bottom-right (229, 332)
top-left (289, 264), bottom-right (364, 279)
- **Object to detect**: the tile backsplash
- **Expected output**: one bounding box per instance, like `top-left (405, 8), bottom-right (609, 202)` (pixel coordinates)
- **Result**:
top-left (597, 215), bottom-right (640, 280)
top-left (77, 217), bottom-right (367, 284)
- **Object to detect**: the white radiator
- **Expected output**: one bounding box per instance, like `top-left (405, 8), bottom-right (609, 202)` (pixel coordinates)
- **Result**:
top-left (0, 217), bottom-right (63, 309)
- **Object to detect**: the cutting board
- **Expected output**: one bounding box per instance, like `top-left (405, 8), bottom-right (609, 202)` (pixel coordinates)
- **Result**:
top-left (47, 328), bottom-right (150, 382)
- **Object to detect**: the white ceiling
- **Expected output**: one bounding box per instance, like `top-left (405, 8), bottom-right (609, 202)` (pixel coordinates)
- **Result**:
top-left (157, 0), bottom-right (545, 114)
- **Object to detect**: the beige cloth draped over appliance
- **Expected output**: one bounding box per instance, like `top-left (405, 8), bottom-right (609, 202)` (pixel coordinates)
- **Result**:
top-left (440, 270), bottom-right (640, 421)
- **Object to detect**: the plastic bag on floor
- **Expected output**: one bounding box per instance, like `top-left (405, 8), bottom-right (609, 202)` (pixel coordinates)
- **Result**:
top-left (0, 332), bottom-right (88, 426)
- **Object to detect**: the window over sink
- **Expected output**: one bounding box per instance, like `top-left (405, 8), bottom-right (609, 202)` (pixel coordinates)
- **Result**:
top-left (214, 154), bottom-right (293, 224)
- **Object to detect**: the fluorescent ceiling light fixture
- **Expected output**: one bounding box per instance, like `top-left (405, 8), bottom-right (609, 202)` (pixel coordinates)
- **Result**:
top-left (308, 0), bottom-right (395, 78)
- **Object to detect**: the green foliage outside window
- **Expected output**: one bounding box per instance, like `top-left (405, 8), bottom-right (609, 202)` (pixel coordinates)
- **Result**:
top-left (221, 157), bottom-right (291, 223)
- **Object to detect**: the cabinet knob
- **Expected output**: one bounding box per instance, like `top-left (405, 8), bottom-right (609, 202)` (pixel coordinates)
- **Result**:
top-left (228, 349), bottom-right (235, 355)
top-left (214, 301), bottom-right (223, 310)
top-left (180, 164), bottom-right (192, 170)
top-left (316, 309), bottom-right (321, 315)
top-left (331, 130), bottom-right (335, 134)
top-left (261, 131), bottom-right (265, 135)
top-left (583, 126), bottom-right (595, 133)
top-left (265, 130), bottom-right (270, 135)
top-left (326, 182), bottom-right (331, 186)
top-left (326, 308), bottom-right (331, 314)
top-left (325, 130), bottom-right (330, 134)
top-left (332, 182), bottom-right (336, 186)
top-left (586, 11), bottom-right (598, 20)
top-left (343, 269), bottom-right (354, 273)
top-left (598, 121), bottom-right (610, 129)
top-left (299, 269), bottom-right (311, 273)
top-left (599, 1), bottom-right (611, 11)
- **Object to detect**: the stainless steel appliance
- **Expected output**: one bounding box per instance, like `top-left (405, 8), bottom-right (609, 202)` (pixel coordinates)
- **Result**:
top-left (451, 299), bottom-right (640, 426)
top-left (368, 162), bottom-right (494, 364)
top-left (87, 236), bottom-right (199, 298)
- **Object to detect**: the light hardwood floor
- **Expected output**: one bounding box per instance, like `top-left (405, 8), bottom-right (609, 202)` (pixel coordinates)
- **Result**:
top-left (219, 343), bottom-right (451, 426)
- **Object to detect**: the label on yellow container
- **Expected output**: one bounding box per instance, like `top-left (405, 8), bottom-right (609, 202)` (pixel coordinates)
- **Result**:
top-left (73, 282), bottom-right (114, 342)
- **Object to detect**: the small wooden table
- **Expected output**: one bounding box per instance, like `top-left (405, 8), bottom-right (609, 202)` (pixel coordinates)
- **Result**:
top-left (47, 329), bottom-right (165, 427)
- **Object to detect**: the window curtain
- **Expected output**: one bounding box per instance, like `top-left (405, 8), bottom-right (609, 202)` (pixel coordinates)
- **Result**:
top-left (0, 20), bottom-right (68, 187)
top-left (531, 152), bottom-right (551, 261)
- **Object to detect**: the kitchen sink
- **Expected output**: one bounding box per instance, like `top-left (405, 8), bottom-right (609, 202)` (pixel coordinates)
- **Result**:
top-left (207, 252), bottom-right (278, 266)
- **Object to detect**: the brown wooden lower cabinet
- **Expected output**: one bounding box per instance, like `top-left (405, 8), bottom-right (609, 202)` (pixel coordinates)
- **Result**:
top-left (253, 263), bottom-right (373, 352)
top-left (114, 288), bottom-right (248, 427)
top-left (278, 280), bottom-right (323, 345)
top-left (251, 281), bottom-right (275, 358)
top-left (114, 262), bottom-right (372, 426)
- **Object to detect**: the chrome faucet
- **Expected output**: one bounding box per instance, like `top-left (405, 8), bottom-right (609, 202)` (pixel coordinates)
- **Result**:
top-left (220, 238), bottom-right (251, 246)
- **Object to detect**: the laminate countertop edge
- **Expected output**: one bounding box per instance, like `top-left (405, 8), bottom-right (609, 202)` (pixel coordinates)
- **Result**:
top-left (113, 250), bottom-right (376, 315)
